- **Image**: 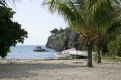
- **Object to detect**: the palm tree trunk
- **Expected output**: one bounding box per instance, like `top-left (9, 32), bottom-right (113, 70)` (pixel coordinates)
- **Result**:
top-left (87, 45), bottom-right (93, 67)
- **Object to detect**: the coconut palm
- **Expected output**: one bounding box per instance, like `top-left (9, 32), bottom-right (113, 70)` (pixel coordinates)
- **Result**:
top-left (44, 0), bottom-right (121, 67)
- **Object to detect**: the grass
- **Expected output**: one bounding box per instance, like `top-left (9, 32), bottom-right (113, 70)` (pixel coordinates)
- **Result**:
top-left (103, 55), bottom-right (121, 62)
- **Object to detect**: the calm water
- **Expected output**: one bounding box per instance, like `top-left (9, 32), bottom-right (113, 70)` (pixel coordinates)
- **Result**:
top-left (6, 45), bottom-right (57, 59)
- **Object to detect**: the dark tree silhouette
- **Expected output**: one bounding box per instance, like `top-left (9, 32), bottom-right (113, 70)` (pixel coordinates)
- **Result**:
top-left (0, 6), bottom-right (28, 58)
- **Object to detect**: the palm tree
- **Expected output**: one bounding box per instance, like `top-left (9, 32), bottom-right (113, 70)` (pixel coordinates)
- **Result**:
top-left (44, 0), bottom-right (121, 67)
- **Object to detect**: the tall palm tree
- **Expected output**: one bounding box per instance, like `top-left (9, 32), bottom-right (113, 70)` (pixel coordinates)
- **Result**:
top-left (44, 0), bottom-right (121, 67)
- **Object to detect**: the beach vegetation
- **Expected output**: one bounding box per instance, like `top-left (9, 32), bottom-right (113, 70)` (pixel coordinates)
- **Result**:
top-left (44, 0), bottom-right (121, 67)
top-left (0, 6), bottom-right (28, 58)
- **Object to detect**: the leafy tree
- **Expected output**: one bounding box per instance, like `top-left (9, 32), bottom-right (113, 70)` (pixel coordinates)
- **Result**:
top-left (0, 6), bottom-right (28, 58)
top-left (100, 17), bottom-right (121, 58)
top-left (107, 29), bottom-right (121, 58)
top-left (44, 0), bottom-right (121, 67)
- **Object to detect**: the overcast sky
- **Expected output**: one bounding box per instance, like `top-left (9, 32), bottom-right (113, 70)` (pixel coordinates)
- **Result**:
top-left (9, 0), bottom-right (67, 45)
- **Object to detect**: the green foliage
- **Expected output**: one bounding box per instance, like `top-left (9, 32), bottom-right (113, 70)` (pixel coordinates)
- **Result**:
top-left (44, 0), bottom-right (121, 32)
top-left (60, 28), bottom-right (64, 32)
top-left (0, 6), bottom-right (28, 58)
top-left (50, 27), bottom-right (70, 35)
top-left (45, 0), bottom-right (121, 65)
top-left (107, 40), bottom-right (119, 57)
top-left (93, 53), bottom-right (97, 61)
top-left (50, 28), bottom-right (58, 35)
top-left (103, 54), bottom-right (121, 62)
top-left (97, 19), bottom-right (121, 55)
top-left (45, 0), bottom-right (121, 49)
top-left (107, 35), bottom-right (121, 58)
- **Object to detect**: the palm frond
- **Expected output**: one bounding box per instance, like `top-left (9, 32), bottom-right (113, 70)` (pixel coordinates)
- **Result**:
top-left (0, 0), bottom-right (19, 6)
top-left (44, 0), bottom-right (121, 34)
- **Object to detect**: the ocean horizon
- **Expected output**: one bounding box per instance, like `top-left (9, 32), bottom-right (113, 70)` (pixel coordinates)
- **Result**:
top-left (6, 45), bottom-right (57, 59)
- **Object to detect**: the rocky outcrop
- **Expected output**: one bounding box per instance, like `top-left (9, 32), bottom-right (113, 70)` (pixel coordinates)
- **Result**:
top-left (66, 32), bottom-right (80, 49)
top-left (46, 28), bottom-right (81, 51)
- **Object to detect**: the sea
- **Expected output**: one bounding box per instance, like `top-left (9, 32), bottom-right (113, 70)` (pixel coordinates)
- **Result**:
top-left (6, 45), bottom-right (57, 59)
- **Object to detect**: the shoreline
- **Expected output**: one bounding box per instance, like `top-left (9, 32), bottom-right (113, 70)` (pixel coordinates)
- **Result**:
top-left (0, 58), bottom-right (121, 63)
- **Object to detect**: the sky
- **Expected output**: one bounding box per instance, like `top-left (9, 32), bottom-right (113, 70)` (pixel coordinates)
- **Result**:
top-left (9, 0), bottom-right (67, 45)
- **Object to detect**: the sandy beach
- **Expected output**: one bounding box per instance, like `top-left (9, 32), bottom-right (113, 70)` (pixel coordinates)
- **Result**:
top-left (0, 59), bottom-right (121, 80)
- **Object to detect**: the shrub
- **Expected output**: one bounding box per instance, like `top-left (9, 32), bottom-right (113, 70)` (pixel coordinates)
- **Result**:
top-left (107, 35), bottom-right (121, 58)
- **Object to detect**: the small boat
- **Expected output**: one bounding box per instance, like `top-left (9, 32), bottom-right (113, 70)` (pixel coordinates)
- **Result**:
top-left (33, 46), bottom-right (48, 52)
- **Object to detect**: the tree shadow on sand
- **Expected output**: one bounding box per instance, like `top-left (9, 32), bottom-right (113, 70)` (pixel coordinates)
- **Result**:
top-left (0, 62), bottom-right (82, 78)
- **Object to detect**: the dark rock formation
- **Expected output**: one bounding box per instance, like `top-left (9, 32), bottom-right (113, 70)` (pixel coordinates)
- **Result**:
top-left (46, 28), bottom-right (81, 51)
top-left (66, 32), bottom-right (80, 49)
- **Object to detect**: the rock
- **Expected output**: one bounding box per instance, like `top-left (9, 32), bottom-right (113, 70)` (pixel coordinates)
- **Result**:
top-left (67, 32), bottom-right (80, 49)
top-left (46, 32), bottom-right (67, 51)
top-left (46, 28), bottom-right (81, 51)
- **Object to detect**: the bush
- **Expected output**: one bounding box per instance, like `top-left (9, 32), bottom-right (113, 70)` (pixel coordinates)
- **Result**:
top-left (107, 35), bottom-right (121, 58)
